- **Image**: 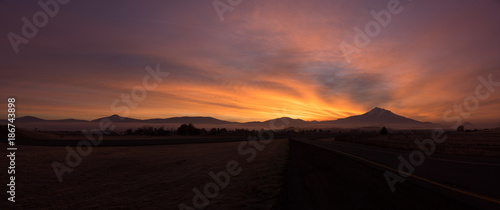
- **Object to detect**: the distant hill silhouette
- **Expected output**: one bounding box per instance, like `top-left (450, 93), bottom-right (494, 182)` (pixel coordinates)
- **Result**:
top-left (16, 116), bottom-right (90, 123)
top-left (16, 116), bottom-right (47, 123)
top-left (146, 117), bottom-right (232, 124)
top-left (52, 119), bottom-right (89, 123)
top-left (9, 107), bottom-right (439, 129)
top-left (91, 114), bottom-right (141, 123)
top-left (324, 107), bottom-right (426, 125)
top-left (245, 117), bottom-right (309, 127)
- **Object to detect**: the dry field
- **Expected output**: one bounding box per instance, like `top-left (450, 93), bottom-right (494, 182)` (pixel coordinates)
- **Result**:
top-left (0, 139), bottom-right (288, 209)
top-left (333, 130), bottom-right (500, 157)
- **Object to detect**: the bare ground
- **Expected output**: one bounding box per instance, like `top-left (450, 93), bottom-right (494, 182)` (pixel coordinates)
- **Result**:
top-left (0, 139), bottom-right (288, 209)
top-left (331, 131), bottom-right (500, 157)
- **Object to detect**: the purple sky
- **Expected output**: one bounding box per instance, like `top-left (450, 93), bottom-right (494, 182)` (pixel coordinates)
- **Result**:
top-left (1, 0), bottom-right (500, 127)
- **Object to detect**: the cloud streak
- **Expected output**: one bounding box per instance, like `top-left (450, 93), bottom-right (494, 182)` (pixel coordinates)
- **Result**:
top-left (1, 0), bottom-right (499, 126)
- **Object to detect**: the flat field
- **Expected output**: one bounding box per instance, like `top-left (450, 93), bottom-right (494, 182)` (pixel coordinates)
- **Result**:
top-left (331, 130), bottom-right (500, 157)
top-left (0, 139), bottom-right (288, 209)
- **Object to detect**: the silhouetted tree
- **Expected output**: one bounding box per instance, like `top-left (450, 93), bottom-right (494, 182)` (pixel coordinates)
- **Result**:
top-left (209, 128), bottom-right (218, 135)
top-left (177, 123), bottom-right (201, 135)
top-left (131, 126), bottom-right (169, 136)
top-left (457, 125), bottom-right (465, 132)
top-left (154, 126), bottom-right (169, 136)
top-left (380, 127), bottom-right (389, 135)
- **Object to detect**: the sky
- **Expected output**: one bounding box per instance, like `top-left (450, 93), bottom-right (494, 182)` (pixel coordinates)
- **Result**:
top-left (1, 0), bottom-right (500, 127)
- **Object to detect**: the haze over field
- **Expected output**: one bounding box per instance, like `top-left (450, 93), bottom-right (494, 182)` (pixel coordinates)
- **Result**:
top-left (1, 0), bottom-right (500, 127)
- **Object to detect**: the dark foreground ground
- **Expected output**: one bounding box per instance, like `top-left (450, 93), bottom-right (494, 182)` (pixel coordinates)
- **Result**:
top-left (284, 139), bottom-right (500, 209)
top-left (283, 139), bottom-right (473, 209)
top-left (0, 139), bottom-right (288, 209)
top-left (2, 135), bottom-right (499, 209)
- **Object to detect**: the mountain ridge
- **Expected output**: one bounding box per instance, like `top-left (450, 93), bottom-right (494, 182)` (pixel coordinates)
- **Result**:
top-left (324, 107), bottom-right (424, 125)
top-left (11, 107), bottom-right (437, 128)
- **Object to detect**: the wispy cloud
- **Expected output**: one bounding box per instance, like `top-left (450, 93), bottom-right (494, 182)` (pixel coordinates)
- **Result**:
top-left (1, 0), bottom-right (499, 126)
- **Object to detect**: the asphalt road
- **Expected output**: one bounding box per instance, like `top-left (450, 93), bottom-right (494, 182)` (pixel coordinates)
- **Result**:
top-left (299, 138), bottom-right (500, 209)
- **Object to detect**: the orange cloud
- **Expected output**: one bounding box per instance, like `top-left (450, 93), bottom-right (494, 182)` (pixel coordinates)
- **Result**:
top-left (1, 0), bottom-right (499, 127)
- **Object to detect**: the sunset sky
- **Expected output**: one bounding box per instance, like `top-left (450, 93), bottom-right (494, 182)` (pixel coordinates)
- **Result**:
top-left (1, 0), bottom-right (500, 126)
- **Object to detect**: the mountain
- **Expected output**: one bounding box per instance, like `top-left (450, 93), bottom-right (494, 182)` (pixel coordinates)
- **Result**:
top-left (15, 116), bottom-right (46, 123)
top-left (52, 119), bottom-right (89, 123)
top-left (9, 108), bottom-right (438, 129)
top-left (338, 107), bottom-right (421, 124)
top-left (13, 115), bottom-right (234, 124)
top-left (91, 114), bottom-right (142, 123)
top-left (12, 116), bottom-right (87, 123)
top-left (91, 115), bottom-right (234, 124)
top-left (145, 117), bottom-right (233, 124)
top-left (323, 107), bottom-right (432, 127)
top-left (259, 117), bottom-right (309, 126)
